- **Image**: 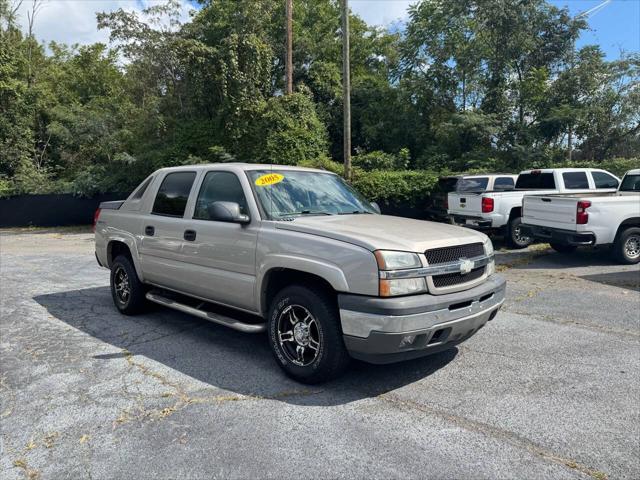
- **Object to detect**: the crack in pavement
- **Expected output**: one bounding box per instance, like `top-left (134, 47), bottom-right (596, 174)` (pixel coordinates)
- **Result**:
top-left (503, 308), bottom-right (640, 339)
top-left (378, 393), bottom-right (608, 480)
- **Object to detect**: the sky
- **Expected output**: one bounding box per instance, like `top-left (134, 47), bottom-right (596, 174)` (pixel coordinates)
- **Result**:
top-left (13, 0), bottom-right (640, 60)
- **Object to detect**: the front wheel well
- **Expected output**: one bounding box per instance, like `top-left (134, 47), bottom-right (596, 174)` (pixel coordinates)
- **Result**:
top-left (107, 240), bottom-right (132, 267)
top-left (261, 268), bottom-right (337, 317)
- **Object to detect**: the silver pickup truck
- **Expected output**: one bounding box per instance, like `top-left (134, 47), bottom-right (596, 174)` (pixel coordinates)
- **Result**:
top-left (95, 164), bottom-right (505, 383)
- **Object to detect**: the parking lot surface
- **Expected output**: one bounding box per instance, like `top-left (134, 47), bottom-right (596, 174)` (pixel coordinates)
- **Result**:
top-left (1, 228), bottom-right (639, 479)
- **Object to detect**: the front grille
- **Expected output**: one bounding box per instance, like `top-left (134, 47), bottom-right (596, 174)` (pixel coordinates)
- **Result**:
top-left (425, 242), bottom-right (484, 265)
top-left (432, 266), bottom-right (485, 288)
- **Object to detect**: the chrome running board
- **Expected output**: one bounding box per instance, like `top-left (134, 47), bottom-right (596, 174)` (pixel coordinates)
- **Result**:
top-left (145, 292), bottom-right (266, 333)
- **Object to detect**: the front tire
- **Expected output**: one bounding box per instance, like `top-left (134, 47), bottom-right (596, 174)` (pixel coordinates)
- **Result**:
top-left (267, 285), bottom-right (350, 384)
top-left (110, 255), bottom-right (147, 315)
top-left (550, 242), bottom-right (577, 254)
top-left (507, 216), bottom-right (532, 249)
top-left (613, 227), bottom-right (640, 264)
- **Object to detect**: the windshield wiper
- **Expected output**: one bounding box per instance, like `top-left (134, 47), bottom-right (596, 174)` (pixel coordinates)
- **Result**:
top-left (278, 210), bottom-right (334, 218)
top-left (338, 210), bottom-right (373, 215)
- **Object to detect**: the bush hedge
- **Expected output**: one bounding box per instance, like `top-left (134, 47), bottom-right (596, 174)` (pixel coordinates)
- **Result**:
top-left (2, 157), bottom-right (637, 212)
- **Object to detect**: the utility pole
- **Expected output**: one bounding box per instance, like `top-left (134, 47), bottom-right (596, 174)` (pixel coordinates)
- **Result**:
top-left (341, 0), bottom-right (351, 181)
top-left (285, 0), bottom-right (293, 95)
top-left (567, 0), bottom-right (611, 161)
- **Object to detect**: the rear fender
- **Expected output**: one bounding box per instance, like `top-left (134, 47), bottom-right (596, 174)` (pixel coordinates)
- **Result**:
top-left (107, 231), bottom-right (145, 282)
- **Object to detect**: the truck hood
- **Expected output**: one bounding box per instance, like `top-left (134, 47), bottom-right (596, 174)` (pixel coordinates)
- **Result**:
top-left (275, 214), bottom-right (488, 252)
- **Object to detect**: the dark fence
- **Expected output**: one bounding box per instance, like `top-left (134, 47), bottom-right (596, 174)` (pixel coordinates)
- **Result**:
top-left (0, 193), bottom-right (128, 228)
top-left (379, 203), bottom-right (430, 220)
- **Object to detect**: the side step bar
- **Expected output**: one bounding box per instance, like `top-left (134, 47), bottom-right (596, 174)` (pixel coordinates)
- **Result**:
top-left (145, 292), bottom-right (266, 334)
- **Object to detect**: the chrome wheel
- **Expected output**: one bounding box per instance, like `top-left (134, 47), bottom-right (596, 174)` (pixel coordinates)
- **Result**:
top-left (513, 225), bottom-right (531, 246)
top-left (114, 266), bottom-right (131, 304)
top-left (277, 304), bottom-right (320, 367)
top-left (624, 235), bottom-right (640, 259)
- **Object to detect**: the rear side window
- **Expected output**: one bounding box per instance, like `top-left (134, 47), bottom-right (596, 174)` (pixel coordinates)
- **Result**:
top-left (457, 177), bottom-right (489, 192)
top-left (562, 172), bottom-right (589, 190)
top-left (131, 176), bottom-right (153, 200)
top-left (437, 177), bottom-right (459, 193)
top-left (152, 172), bottom-right (197, 217)
top-left (494, 177), bottom-right (515, 190)
top-left (620, 174), bottom-right (640, 192)
top-left (592, 171), bottom-right (619, 189)
top-left (194, 171), bottom-right (248, 220)
top-left (515, 173), bottom-right (555, 189)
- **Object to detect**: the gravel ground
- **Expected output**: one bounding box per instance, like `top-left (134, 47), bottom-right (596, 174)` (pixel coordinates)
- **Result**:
top-left (1, 228), bottom-right (638, 479)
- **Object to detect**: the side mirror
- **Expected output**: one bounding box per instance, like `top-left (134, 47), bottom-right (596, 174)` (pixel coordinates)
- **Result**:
top-left (207, 201), bottom-right (250, 224)
top-left (370, 201), bottom-right (381, 214)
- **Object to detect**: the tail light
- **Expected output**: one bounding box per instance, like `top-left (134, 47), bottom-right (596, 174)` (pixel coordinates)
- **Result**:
top-left (444, 197), bottom-right (449, 209)
top-left (481, 197), bottom-right (494, 213)
top-left (93, 208), bottom-right (101, 232)
top-left (576, 201), bottom-right (591, 224)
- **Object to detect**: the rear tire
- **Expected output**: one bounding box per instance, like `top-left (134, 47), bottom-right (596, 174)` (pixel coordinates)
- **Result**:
top-left (110, 255), bottom-right (147, 315)
top-left (506, 216), bottom-right (532, 249)
top-left (267, 285), bottom-right (350, 384)
top-left (613, 227), bottom-right (640, 264)
top-left (550, 242), bottom-right (577, 254)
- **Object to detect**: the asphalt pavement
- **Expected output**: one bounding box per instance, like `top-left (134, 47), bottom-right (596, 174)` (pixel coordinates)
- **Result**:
top-left (0, 229), bottom-right (638, 479)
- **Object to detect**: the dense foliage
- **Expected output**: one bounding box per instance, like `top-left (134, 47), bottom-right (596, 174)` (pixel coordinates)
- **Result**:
top-left (1, 0), bottom-right (638, 199)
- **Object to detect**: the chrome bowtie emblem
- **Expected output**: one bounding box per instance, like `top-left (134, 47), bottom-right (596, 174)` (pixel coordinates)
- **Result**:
top-left (459, 258), bottom-right (474, 274)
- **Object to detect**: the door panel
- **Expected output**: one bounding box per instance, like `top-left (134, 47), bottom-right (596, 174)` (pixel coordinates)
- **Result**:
top-left (138, 171), bottom-right (198, 290)
top-left (178, 170), bottom-right (258, 311)
top-left (180, 220), bottom-right (258, 311)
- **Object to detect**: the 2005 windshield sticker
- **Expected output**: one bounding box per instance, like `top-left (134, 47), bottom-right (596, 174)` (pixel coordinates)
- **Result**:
top-left (255, 173), bottom-right (284, 187)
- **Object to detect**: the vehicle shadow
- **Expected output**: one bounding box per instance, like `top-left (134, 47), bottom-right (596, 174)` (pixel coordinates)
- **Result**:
top-left (491, 235), bottom-right (624, 270)
top-left (580, 270), bottom-right (640, 292)
top-left (33, 287), bottom-right (458, 407)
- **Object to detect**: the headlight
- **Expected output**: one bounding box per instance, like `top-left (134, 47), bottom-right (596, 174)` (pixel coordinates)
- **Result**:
top-left (483, 237), bottom-right (494, 256)
top-left (374, 250), bottom-right (422, 270)
top-left (374, 250), bottom-right (426, 296)
top-left (484, 238), bottom-right (495, 276)
top-left (379, 278), bottom-right (427, 297)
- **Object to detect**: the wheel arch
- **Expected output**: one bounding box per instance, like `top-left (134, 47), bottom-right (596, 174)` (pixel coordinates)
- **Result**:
top-left (614, 218), bottom-right (640, 244)
top-left (259, 267), bottom-right (341, 317)
top-left (106, 236), bottom-right (144, 281)
top-left (509, 206), bottom-right (522, 220)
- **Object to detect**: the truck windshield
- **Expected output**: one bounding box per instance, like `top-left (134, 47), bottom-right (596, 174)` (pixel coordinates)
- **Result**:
top-left (457, 177), bottom-right (488, 192)
top-left (515, 172), bottom-right (555, 190)
top-left (619, 174), bottom-right (640, 192)
top-left (247, 170), bottom-right (377, 219)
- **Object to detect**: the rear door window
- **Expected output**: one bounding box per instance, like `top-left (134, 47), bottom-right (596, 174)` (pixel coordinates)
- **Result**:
top-left (562, 172), bottom-right (589, 190)
top-left (494, 177), bottom-right (515, 190)
top-left (457, 177), bottom-right (489, 192)
top-left (515, 173), bottom-right (555, 189)
top-left (152, 171), bottom-right (197, 217)
top-left (592, 171), bottom-right (619, 189)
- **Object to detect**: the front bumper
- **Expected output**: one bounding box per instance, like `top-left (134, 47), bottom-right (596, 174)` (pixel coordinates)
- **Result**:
top-left (520, 224), bottom-right (595, 246)
top-left (339, 275), bottom-right (506, 364)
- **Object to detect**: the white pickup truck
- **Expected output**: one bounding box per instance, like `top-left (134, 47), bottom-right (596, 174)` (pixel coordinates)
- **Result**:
top-left (521, 169), bottom-right (640, 264)
top-left (447, 168), bottom-right (621, 248)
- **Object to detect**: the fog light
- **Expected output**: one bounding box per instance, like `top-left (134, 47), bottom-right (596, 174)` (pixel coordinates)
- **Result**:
top-left (399, 335), bottom-right (416, 348)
